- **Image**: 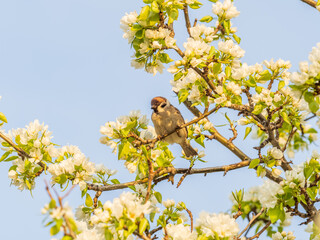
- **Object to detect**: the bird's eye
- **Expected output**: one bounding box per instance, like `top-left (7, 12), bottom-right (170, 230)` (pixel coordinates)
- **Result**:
top-left (160, 102), bottom-right (167, 108)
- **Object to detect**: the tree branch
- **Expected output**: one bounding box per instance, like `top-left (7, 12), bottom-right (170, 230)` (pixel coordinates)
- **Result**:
top-left (301, 0), bottom-right (317, 8)
top-left (183, 5), bottom-right (192, 37)
top-left (87, 161), bottom-right (251, 192)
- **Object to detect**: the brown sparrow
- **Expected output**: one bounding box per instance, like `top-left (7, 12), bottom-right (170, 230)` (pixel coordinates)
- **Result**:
top-left (151, 96), bottom-right (198, 157)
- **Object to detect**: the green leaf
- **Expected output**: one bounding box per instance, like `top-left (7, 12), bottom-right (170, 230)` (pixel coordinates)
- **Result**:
top-left (85, 193), bottom-right (93, 207)
top-left (4, 156), bottom-right (18, 162)
top-left (280, 111), bottom-right (290, 124)
top-left (50, 225), bottom-right (60, 236)
top-left (168, 8), bottom-right (179, 24)
top-left (62, 236), bottom-right (73, 240)
top-left (233, 34), bottom-right (241, 44)
top-left (139, 218), bottom-right (149, 235)
top-left (306, 187), bottom-right (317, 201)
top-left (278, 81), bottom-right (285, 90)
top-left (195, 135), bottom-right (205, 148)
top-left (111, 179), bottom-right (120, 184)
top-left (225, 66), bottom-right (231, 78)
top-left (174, 72), bottom-right (183, 81)
top-left (208, 46), bottom-right (215, 58)
top-left (212, 62), bottom-right (221, 74)
top-left (189, 1), bottom-right (202, 9)
top-left (105, 229), bottom-right (113, 240)
top-left (249, 158), bottom-right (260, 169)
top-left (309, 101), bottom-right (319, 113)
top-left (118, 141), bottom-right (130, 160)
top-left (252, 104), bottom-right (263, 115)
top-left (135, 29), bottom-right (145, 39)
top-left (178, 89), bottom-right (189, 103)
top-left (151, 1), bottom-right (160, 13)
top-left (139, 6), bottom-right (150, 21)
top-left (154, 191), bottom-right (162, 203)
top-left (0, 151), bottom-right (11, 162)
top-left (268, 206), bottom-right (281, 223)
top-left (258, 71), bottom-right (271, 81)
top-left (132, 24), bottom-right (142, 31)
top-left (25, 179), bottom-right (32, 190)
top-left (159, 53), bottom-right (173, 64)
top-left (49, 199), bottom-right (56, 209)
top-left (143, 0), bottom-right (153, 3)
top-left (244, 126), bottom-right (252, 140)
top-left (200, 15), bottom-right (213, 23)
top-left (304, 91), bottom-right (314, 103)
top-left (223, 20), bottom-right (230, 35)
top-left (0, 112), bottom-right (7, 123)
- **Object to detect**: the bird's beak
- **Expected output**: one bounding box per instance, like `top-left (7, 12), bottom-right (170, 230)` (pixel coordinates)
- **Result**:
top-left (151, 105), bottom-right (156, 110)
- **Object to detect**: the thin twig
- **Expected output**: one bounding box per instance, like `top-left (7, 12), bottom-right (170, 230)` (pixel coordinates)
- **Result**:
top-left (145, 157), bottom-right (154, 202)
top-left (237, 208), bottom-right (265, 238)
top-left (247, 221), bottom-right (271, 240)
top-left (93, 191), bottom-right (102, 208)
top-left (185, 208), bottom-right (194, 232)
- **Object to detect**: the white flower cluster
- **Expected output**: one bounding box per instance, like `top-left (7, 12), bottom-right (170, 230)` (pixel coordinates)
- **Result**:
top-left (232, 62), bottom-right (263, 80)
top-left (190, 24), bottom-right (217, 42)
top-left (42, 201), bottom-right (74, 220)
top-left (141, 27), bottom-right (176, 53)
top-left (272, 231), bottom-right (296, 240)
top-left (170, 69), bottom-right (203, 103)
top-left (252, 88), bottom-right (282, 107)
top-left (75, 223), bottom-right (104, 240)
top-left (100, 110), bottom-right (151, 153)
top-left (91, 192), bottom-right (152, 224)
top-left (280, 163), bottom-right (306, 189)
top-left (290, 43), bottom-right (320, 86)
top-left (226, 81), bottom-right (242, 95)
top-left (48, 145), bottom-right (96, 188)
top-left (166, 223), bottom-right (197, 240)
top-left (184, 38), bottom-right (211, 58)
top-left (212, 0), bottom-right (240, 19)
top-left (258, 179), bottom-right (282, 209)
top-left (218, 40), bottom-right (245, 58)
top-left (263, 59), bottom-right (291, 72)
top-left (120, 11), bottom-right (138, 43)
top-left (195, 212), bottom-right (239, 238)
top-left (5, 120), bottom-right (55, 190)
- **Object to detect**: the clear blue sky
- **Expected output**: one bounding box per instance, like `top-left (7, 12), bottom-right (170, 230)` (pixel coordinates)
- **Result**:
top-left (0, 0), bottom-right (319, 239)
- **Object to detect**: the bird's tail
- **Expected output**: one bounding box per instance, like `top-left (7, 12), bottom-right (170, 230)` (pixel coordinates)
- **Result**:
top-left (180, 142), bottom-right (198, 157)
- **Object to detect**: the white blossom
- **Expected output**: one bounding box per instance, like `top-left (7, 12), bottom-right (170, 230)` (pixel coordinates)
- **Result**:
top-left (166, 223), bottom-right (197, 240)
top-left (163, 199), bottom-right (176, 208)
top-left (212, 0), bottom-right (240, 19)
top-left (183, 38), bottom-right (211, 57)
top-left (226, 81), bottom-right (242, 95)
top-left (196, 212), bottom-right (239, 238)
top-left (120, 11), bottom-right (138, 42)
top-left (257, 179), bottom-right (282, 208)
top-left (269, 147), bottom-right (283, 159)
top-left (218, 40), bottom-right (245, 58)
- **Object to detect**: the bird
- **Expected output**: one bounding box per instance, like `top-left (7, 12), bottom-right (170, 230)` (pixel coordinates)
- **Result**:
top-left (151, 96), bottom-right (198, 157)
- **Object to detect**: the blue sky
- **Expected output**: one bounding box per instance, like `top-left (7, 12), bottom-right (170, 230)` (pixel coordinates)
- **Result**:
top-left (0, 0), bottom-right (319, 239)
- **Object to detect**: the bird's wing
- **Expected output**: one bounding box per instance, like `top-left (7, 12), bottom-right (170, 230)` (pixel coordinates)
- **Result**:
top-left (172, 105), bottom-right (188, 137)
